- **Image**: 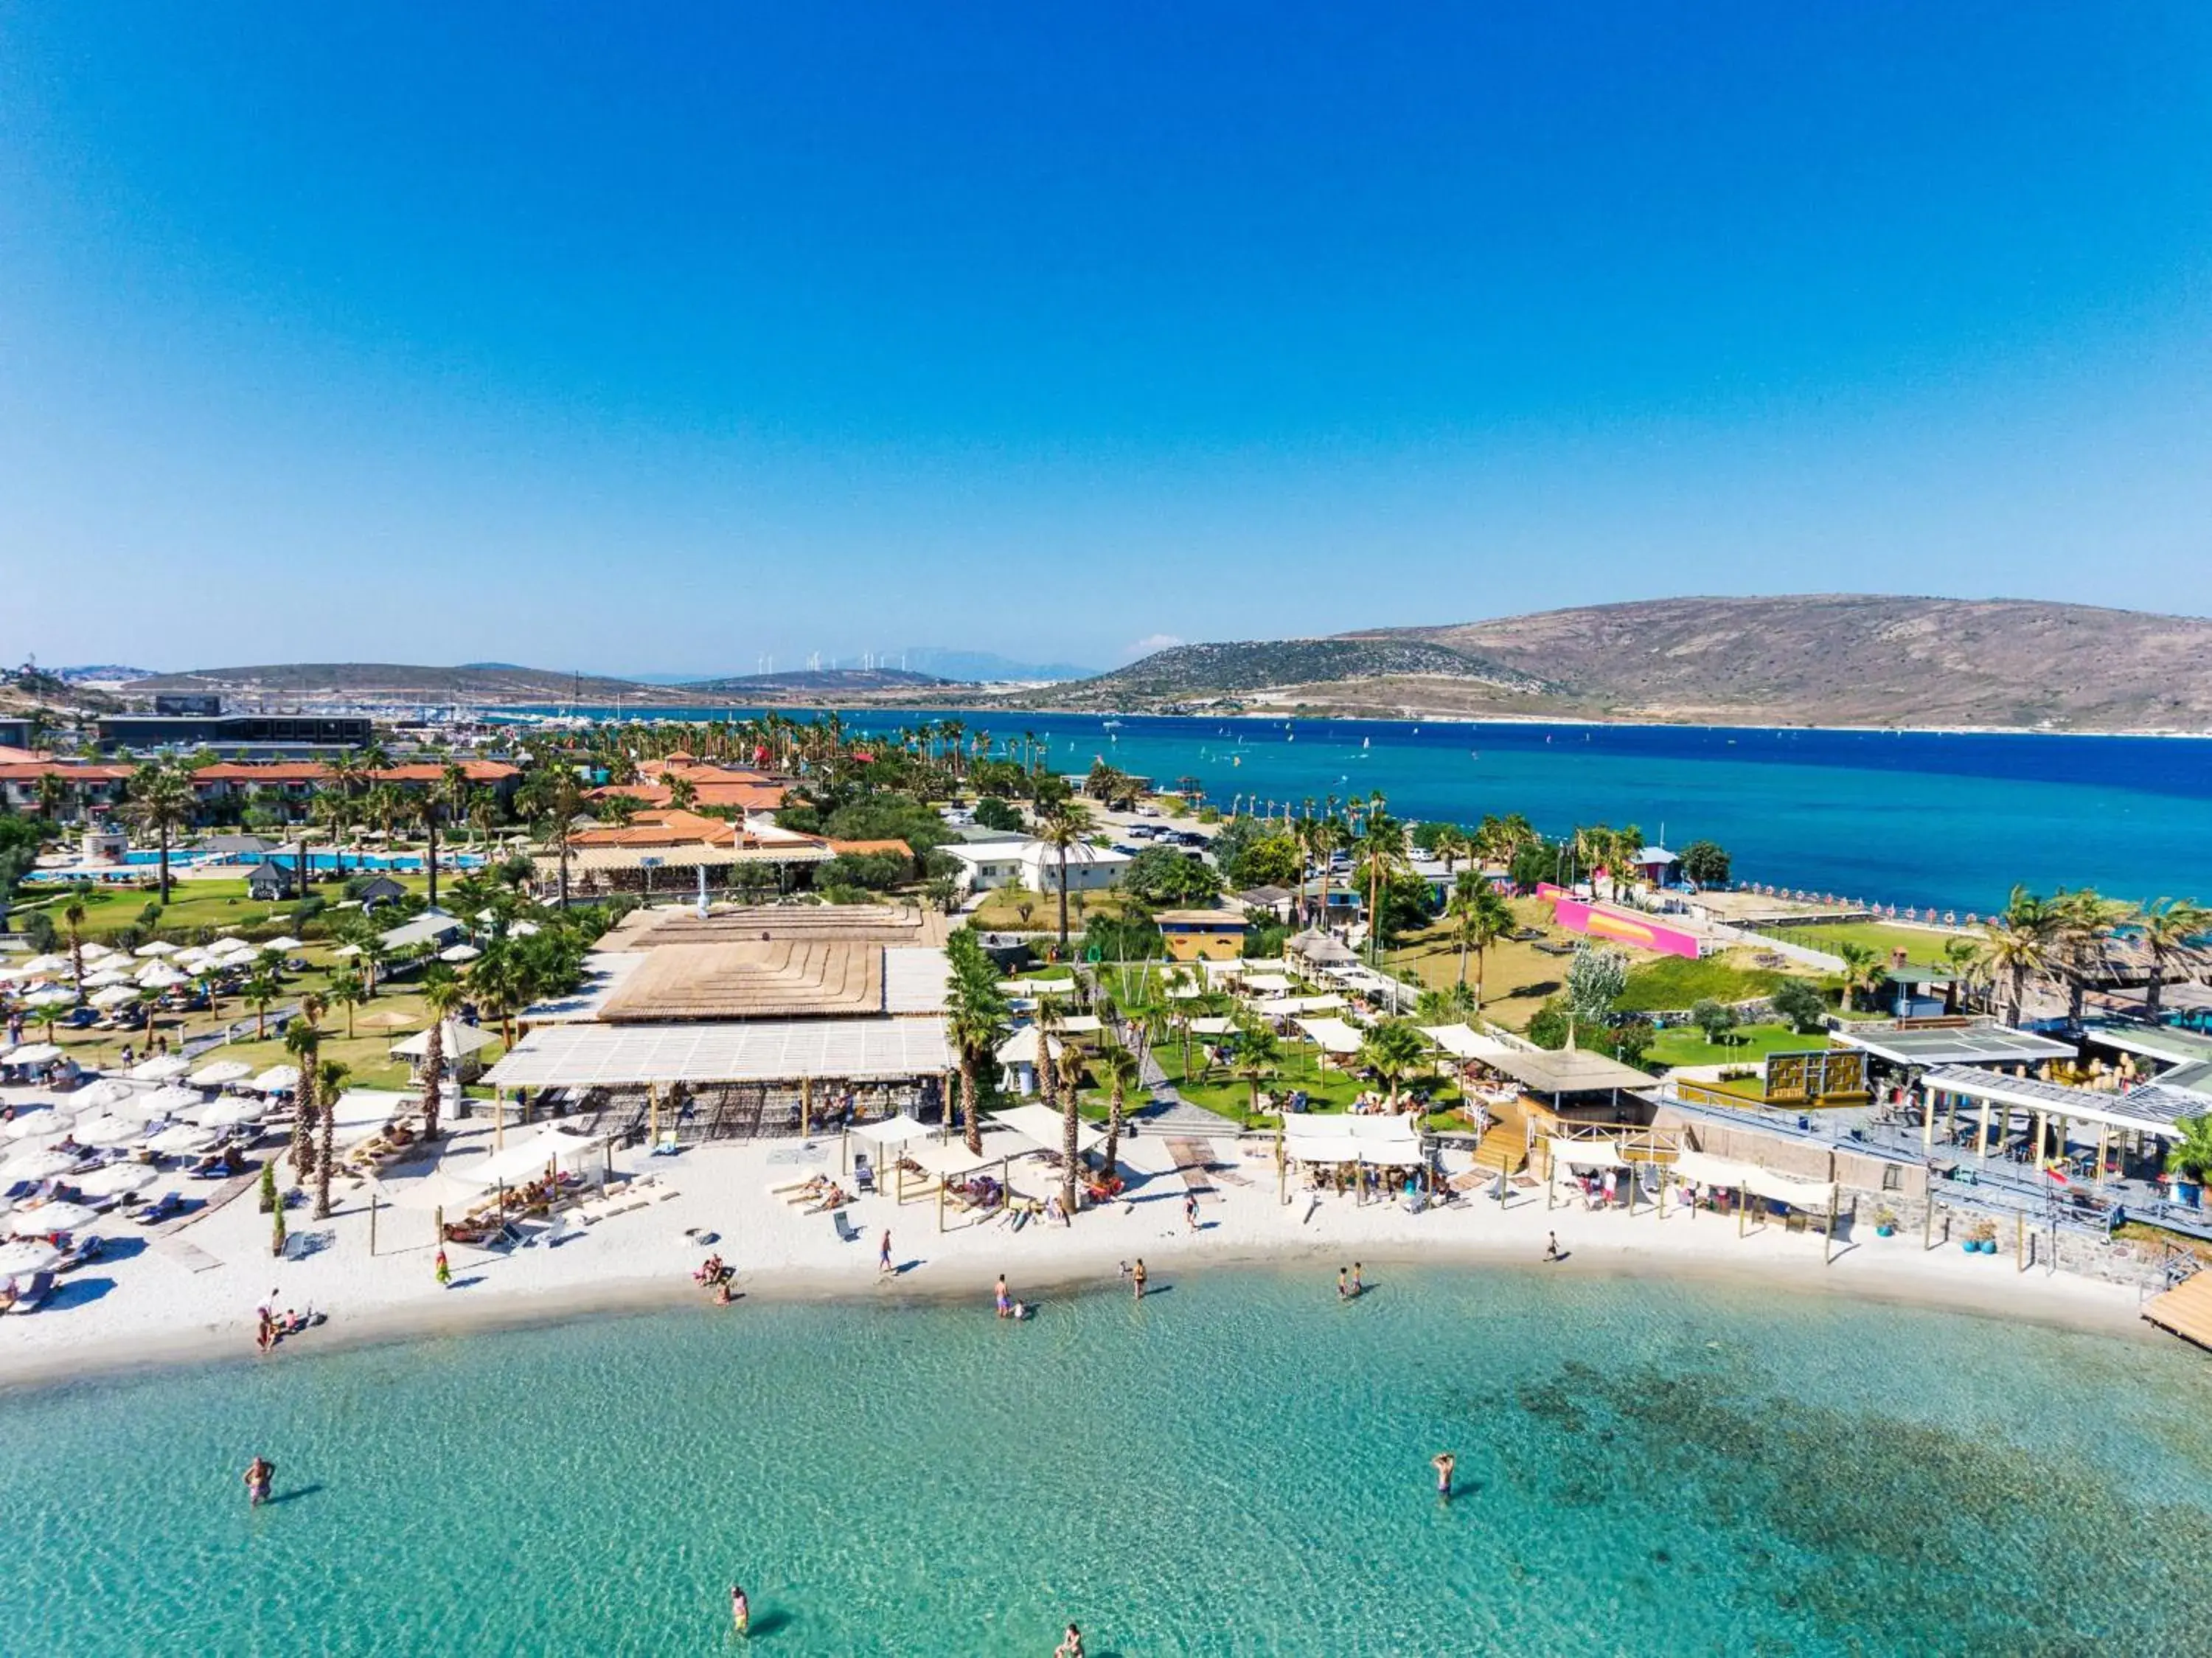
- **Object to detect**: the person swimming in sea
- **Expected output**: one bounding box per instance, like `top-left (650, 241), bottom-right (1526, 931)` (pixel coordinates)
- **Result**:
top-left (1432, 1451), bottom-right (1455, 1499)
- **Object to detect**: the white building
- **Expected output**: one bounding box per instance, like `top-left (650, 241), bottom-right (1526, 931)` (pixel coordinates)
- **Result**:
top-left (942, 838), bottom-right (1130, 895)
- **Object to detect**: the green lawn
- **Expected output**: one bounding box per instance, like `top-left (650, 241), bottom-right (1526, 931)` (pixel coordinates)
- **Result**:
top-left (16, 873), bottom-right (434, 942)
top-left (1758, 920), bottom-right (1967, 968)
top-left (1614, 952), bottom-right (1793, 1013)
top-left (1646, 1021), bottom-right (1829, 1069)
top-left (1121, 1038), bottom-right (1462, 1128)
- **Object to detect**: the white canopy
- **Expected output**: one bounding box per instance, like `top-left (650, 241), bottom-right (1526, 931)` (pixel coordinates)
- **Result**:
top-left (330, 943), bottom-right (363, 958)
top-left (454, 1126), bottom-right (607, 1188)
top-left (1296, 1017), bottom-right (1366, 1055)
top-left (69, 1115), bottom-right (143, 1148)
top-left (127, 1055), bottom-right (190, 1082)
top-left (3, 1109), bottom-right (69, 1142)
top-left (88, 985), bottom-right (139, 1010)
top-left (77, 942), bottom-right (117, 962)
top-left (187, 1094), bottom-right (268, 1129)
top-left (903, 1128), bottom-right (1026, 1179)
top-left (71, 1078), bottom-right (134, 1111)
top-left (1548, 1137), bottom-right (1628, 1170)
top-left (265, 935), bottom-right (305, 951)
top-left (13, 1199), bottom-right (99, 1234)
top-left (128, 1084), bottom-right (206, 1122)
top-left (1240, 974), bottom-right (1293, 994)
top-left (849, 1112), bottom-right (934, 1148)
top-left (389, 1021), bottom-right (498, 1060)
top-left (1187, 1017), bottom-right (1238, 1036)
top-left (1419, 1024), bottom-right (1514, 1061)
top-left (4, 1043), bottom-right (64, 1065)
top-left (1, 1148), bottom-right (87, 1179)
top-left (994, 1027), bottom-right (1066, 1066)
top-left (84, 967), bottom-right (136, 988)
top-left (991, 1103), bottom-right (1106, 1154)
top-left (135, 965), bottom-right (189, 989)
top-left (1672, 1150), bottom-right (1758, 1188)
top-left (146, 1123), bottom-right (220, 1156)
top-left (21, 990), bottom-right (76, 1010)
top-left (439, 943), bottom-right (482, 963)
top-left (1054, 1014), bottom-right (1105, 1035)
top-left (21, 954), bottom-right (70, 974)
top-left (1256, 994), bottom-right (1346, 1017)
top-left (1284, 1119), bottom-right (1425, 1167)
top-left (247, 1066), bottom-right (301, 1094)
top-left (133, 940), bottom-right (182, 957)
top-left (187, 1059), bottom-right (255, 1088)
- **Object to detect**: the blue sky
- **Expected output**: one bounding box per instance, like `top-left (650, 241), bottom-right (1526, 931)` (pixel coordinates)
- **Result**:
top-left (4, 3), bottom-right (2210, 677)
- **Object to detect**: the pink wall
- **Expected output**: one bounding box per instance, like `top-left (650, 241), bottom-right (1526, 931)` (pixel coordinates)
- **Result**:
top-left (1536, 885), bottom-right (1700, 958)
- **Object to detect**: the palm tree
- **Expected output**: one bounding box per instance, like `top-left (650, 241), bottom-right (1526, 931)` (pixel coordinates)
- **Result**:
top-left (285, 1002), bottom-right (324, 1182)
top-left (1431, 824), bottom-right (1470, 875)
top-left (1833, 942), bottom-right (1885, 1014)
top-left (417, 786), bottom-right (449, 910)
top-left (1972, 888), bottom-right (2058, 1027)
top-left (125, 760), bottom-right (196, 904)
top-left (1447, 877), bottom-right (1514, 1008)
top-left (1353, 805), bottom-right (1409, 965)
top-left (1098, 1040), bottom-right (1141, 1179)
top-left (1358, 1019), bottom-right (1428, 1111)
top-left (310, 785), bottom-right (352, 873)
top-left (62, 898), bottom-right (87, 991)
top-left (945, 933), bottom-right (1009, 1155)
top-left (1233, 1023), bottom-right (1281, 1127)
top-left (2133, 898), bottom-right (2210, 1019)
top-left (34, 771), bottom-right (69, 822)
top-left (667, 773), bottom-right (698, 811)
top-left (314, 1058), bottom-right (349, 1219)
top-left (2046, 887), bottom-right (2126, 1027)
top-left (243, 960), bottom-right (282, 1039)
top-left (1940, 936), bottom-right (1980, 1014)
top-left (1034, 799), bottom-right (1094, 950)
top-left (2164, 1112), bottom-right (2212, 1190)
top-left (328, 963), bottom-right (368, 1038)
top-left (418, 968), bottom-right (465, 1139)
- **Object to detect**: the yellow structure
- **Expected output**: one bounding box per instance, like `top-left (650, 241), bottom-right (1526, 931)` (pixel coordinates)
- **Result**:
top-left (1153, 908), bottom-right (1250, 962)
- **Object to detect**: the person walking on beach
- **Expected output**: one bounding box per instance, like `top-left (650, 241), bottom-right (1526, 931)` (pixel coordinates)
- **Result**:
top-left (878, 1229), bottom-right (893, 1275)
top-left (729, 1584), bottom-right (749, 1636)
top-left (1544, 1232), bottom-right (1562, 1262)
top-left (1432, 1451), bottom-right (1455, 1499)
top-left (1131, 1258), bottom-right (1147, 1301)
top-left (434, 1246), bottom-right (451, 1288)
top-left (243, 1455), bottom-right (274, 1507)
top-left (1184, 1191), bottom-right (1200, 1231)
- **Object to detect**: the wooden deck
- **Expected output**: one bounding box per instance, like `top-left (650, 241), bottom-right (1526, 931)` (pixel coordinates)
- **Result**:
top-left (2142, 1272), bottom-right (2212, 1351)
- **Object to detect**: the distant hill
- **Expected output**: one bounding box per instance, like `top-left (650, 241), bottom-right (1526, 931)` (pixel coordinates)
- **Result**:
top-left (127, 662), bottom-right (657, 703)
top-left (676, 667), bottom-right (949, 696)
top-left (1046, 597), bottom-right (2212, 732)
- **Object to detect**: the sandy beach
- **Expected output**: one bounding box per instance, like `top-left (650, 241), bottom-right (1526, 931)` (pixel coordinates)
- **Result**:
top-left (0, 1103), bottom-right (2157, 1392)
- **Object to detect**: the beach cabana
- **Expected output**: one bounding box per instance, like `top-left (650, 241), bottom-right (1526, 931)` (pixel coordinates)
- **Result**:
top-left (1295, 1017), bottom-right (1366, 1055)
top-left (1419, 1024), bottom-right (1514, 1063)
top-left (1279, 1117), bottom-right (1426, 1203)
top-left (990, 1103), bottom-right (1106, 1157)
top-left (901, 1128), bottom-right (1029, 1229)
top-left (843, 1110), bottom-right (934, 1179)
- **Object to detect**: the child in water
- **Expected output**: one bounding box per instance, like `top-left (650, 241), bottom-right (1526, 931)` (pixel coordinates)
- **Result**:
top-left (730, 1584), bottom-right (749, 1635)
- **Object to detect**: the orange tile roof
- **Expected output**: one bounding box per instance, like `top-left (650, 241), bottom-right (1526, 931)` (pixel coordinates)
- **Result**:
top-left (191, 763), bottom-right (330, 783)
top-left (372, 761), bottom-right (519, 783)
top-left (827, 839), bottom-right (915, 859)
top-left (0, 760), bottom-right (134, 780)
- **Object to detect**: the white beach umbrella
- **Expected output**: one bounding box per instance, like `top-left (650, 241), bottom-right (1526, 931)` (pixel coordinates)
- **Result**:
top-left (329, 943), bottom-right (362, 958)
top-left (187, 1059), bottom-right (254, 1089)
top-left (5, 1042), bottom-right (66, 1064)
top-left (247, 1066), bottom-right (300, 1095)
top-left (0, 1241), bottom-right (62, 1277)
top-left (13, 1199), bottom-right (100, 1235)
top-left (68, 1116), bottom-right (143, 1148)
top-left (146, 1123), bottom-right (218, 1157)
top-left (439, 943), bottom-right (481, 963)
top-left (70, 1079), bottom-right (135, 1112)
top-left (72, 1162), bottom-right (159, 1199)
top-left (131, 1085), bottom-right (205, 1122)
top-left (2, 1148), bottom-right (87, 1180)
top-left (0, 963), bottom-right (37, 983)
top-left (88, 985), bottom-right (139, 1011)
top-left (128, 1055), bottom-right (190, 1082)
top-left (78, 942), bottom-right (117, 962)
top-left (187, 1095), bottom-right (265, 1129)
top-left (133, 940), bottom-right (182, 958)
top-left (264, 935), bottom-right (304, 952)
top-left (509, 920), bottom-right (540, 937)
top-left (3, 1110), bottom-right (69, 1142)
top-left (21, 954), bottom-right (71, 975)
top-left (84, 967), bottom-right (136, 988)
top-left (24, 989), bottom-right (77, 1010)
top-left (136, 964), bottom-right (189, 990)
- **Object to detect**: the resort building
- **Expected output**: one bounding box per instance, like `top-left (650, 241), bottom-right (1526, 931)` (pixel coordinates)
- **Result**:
top-left (549, 809), bottom-right (835, 898)
top-left (0, 758), bottom-right (134, 816)
top-left (94, 707), bottom-right (373, 753)
top-left (1155, 907), bottom-right (1251, 962)
top-left (939, 838), bottom-right (1130, 895)
top-left (585, 756), bottom-right (789, 815)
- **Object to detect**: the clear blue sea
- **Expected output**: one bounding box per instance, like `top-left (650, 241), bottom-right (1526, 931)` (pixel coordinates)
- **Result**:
top-left (4, 1266), bottom-right (2209, 1655)
top-left (509, 709), bottom-right (2212, 914)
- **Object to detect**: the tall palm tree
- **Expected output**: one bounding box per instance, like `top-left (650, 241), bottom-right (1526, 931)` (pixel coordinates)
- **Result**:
top-left (1833, 942), bottom-right (1885, 1013)
top-left (1353, 806), bottom-right (1408, 965)
top-left (519, 763), bottom-right (587, 908)
top-left (1034, 799), bottom-right (1093, 950)
top-left (34, 771), bottom-right (69, 822)
top-left (2051, 887), bottom-right (2126, 1027)
top-left (1447, 878), bottom-right (1514, 1007)
top-left (1233, 1023), bottom-right (1281, 1127)
top-left (1098, 1040), bottom-right (1141, 1179)
top-left (945, 934), bottom-right (1009, 1155)
top-left (1431, 823), bottom-right (1470, 875)
top-left (328, 963), bottom-right (368, 1038)
top-left (62, 899), bottom-right (88, 991)
top-left (1359, 1019), bottom-right (1428, 1111)
top-left (1940, 936), bottom-right (1980, 1014)
top-left (418, 968), bottom-right (465, 1139)
top-left (285, 999), bottom-right (325, 1182)
top-left (243, 961), bottom-right (283, 1040)
top-left (314, 1058), bottom-right (349, 1220)
top-left (2133, 898), bottom-right (2211, 1019)
top-left (1972, 887), bottom-right (2058, 1027)
top-left (125, 760), bottom-right (195, 904)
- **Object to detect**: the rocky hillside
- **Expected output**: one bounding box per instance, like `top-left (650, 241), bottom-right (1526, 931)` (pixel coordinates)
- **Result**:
top-left (1051, 597), bottom-right (2212, 730)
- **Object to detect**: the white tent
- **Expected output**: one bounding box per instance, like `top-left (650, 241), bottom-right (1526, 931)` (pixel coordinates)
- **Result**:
top-left (850, 1112), bottom-right (935, 1150)
top-left (135, 965), bottom-right (189, 990)
top-left (1547, 1137), bottom-right (1628, 1169)
top-left (133, 940), bottom-right (182, 958)
top-left (1256, 994), bottom-right (1346, 1018)
top-left (127, 1084), bottom-right (205, 1122)
top-left (990, 1103), bottom-right (1106, 1155)
top-left (330, 943), bottom-right (362, 958)
top-left (453, 1126), bottom-right (606, 1188)
top-left (84, 968), bottom-right (136, 988)
top-left (1240, 974), bottom-right (1293, 994)
top-left (1295, 1017), bottom-right (1366, 1055)
top-left (1419, 1024), bottom-right (1514, 1062)
top-left (439, 943), bottom-right (482, 964)
top-left (70, 1162), bottom-right (159, 1199)
top-left (0, 1241), bottom-right (62, 1277)
top-left (22, 990), bottom-right (75, 1010)
top-left (187, 1059), bottom-right (255, 1088)
top-left (88, 985), bottom-right (139, 1010)
top-left (1054, 1014), bottom-right (1104, 1034)
top-left (993, 1027), bottom-right (1066, 1067)
top-left (1672, 1150), bottom-right (1758, 1188)
top-left (247, 1066), bottom-right (301, 1094)
top-left (19, 955), bottom-right (70, 976)
top-left (265, 935), bottom-right (305, 951)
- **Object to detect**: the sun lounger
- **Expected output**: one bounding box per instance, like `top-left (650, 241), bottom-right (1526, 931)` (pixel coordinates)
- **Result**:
top-left (2, 1270), bottom-right (55, 1314)
top-left (136, 1192), bottom-right (184, 1225)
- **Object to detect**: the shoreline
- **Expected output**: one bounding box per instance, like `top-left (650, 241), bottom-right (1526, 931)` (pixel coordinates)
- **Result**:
top-left (0, 1204), bottom-right (2157, 1396)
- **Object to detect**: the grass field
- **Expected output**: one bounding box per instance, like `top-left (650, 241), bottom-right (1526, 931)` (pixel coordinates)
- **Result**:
top-left (14, 873), bottom-right (434, 942)
top-left (1646, 1021), bottom-right (1829, 1069)
top-left (1385, 898), bottom-right (1572, 1027)
top-left (1757, 920), bottom-right (1968, 968)
top-left (968, 888), bottom-right (1138, 933)
top-left (1613, 952), bottom-right (1794, 1013)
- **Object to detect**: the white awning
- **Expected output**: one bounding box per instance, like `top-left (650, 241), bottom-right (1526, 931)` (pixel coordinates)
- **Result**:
top-left (1187, 1017), bottom-right (1237, 1036)
top-left (903, 1128), bottom-right (1027, 1179)
top-left (1296, 1017), bottom-right (1366, 1055)
top-left (1256, 994), bottom-right (1346, 1017)
top-left (1419, 1024), bottom-right (1514, 1061)
top-left (1240, 974), bottom-right (1293, 994)
top-left (1672, 1150), bottom-right (1758, 1187)
top-left (990, 1104), bottom-right (1105, 1154)
top-left (1548, 1137), bottom-right (1627, 1169)
top-left (1054, 1015), bottom-right (1105, 1034)
top-left (851, 1112), bottom-right (935, 1148)
top-left (1745, 1169), bottom-right (1835, 1210)
top-left (484, 1018), bottom-right (952, 1089)
top-left (389, 1021), bottom-right (499, 1060)
top-left (451, 1126), bottom-right (608, 1187)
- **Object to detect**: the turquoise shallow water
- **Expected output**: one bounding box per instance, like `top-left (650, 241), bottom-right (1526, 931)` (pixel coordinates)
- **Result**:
top-left (7, 1267), bottom-right (2212, 1655)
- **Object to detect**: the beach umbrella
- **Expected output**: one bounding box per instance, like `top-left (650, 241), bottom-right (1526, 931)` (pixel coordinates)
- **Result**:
top-left (247, 1066), bottom-right (300, 1095)
top-left (69, 1116), bottom-right (143, 1148)
top-left (72, 1162), bottom-right (158, 1199)
top-left (187, 1059), bottom-right (254, 1089)
top-left (6, 1042), bottom-right (66, 1065)
top-left (2, 1109), bottom-right (70, 1142)
top-left (128, 1056), bottom-right (190, 1082)
top-left (1, 1148), bottom-right (86, 1180)
top-left (0, 963), bottom-right (37, 983)
top-left (131, 1085), bottom-right (204, 1121)
top-left (187, 1095), bottom-right (265, 1129)
top-left (509, 920), bottom-right (540, 937)
top-left (439, 943), bottom-right (481, 963)
top-left (78, 942), bottom-right (117, 962)
top-left (133, 940), bottom-right (182, 958)
top-left (89, 985), bottom-right (139, 1011)
top-left (146, 1123), bottom-right (218, 1157)
top-left (21, 954), bottom-right (71, 975)
top-left (330, 943), bottom-right (362, 958)
top-left (13, 1199), bottom-right (100, 1235)
top-left (84, 967), bottom-right (135, 988)
top-left (70, 1079), bottom-right (135, 1112)
top-left (0, 1241), bottom-right (61, 1278)
top-left (264, 935), bottom-right (304, 952)
top-left (136, 965), bottom-right (189, 990)
top-left (24, 989), bottom-right (77, 1010)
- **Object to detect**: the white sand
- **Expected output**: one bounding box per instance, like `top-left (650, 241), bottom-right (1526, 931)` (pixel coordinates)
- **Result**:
top-left (0, 1112), bottom-right (2154, 1388)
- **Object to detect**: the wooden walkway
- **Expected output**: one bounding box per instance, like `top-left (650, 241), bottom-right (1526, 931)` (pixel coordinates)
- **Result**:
top-left (2142, 1272), bottom-right (2212, 1351)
